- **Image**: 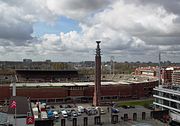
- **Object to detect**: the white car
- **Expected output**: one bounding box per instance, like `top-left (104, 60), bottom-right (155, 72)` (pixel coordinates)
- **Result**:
top-left (53, 111), bottom-right (59, 119)
top-left (100, 109), bottom-right (106, 115)
top-left (95, 107), bottom-right (106, 115)
top-left (78, 106), bottom-right (84, 113)
top-left (61, 110), bottom-right (68, 118)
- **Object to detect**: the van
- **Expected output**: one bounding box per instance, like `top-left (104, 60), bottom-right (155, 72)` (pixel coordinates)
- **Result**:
top-left (41, 111), bottom-right (48, 119)
top-left (32, 107), bottom-right (39, 119)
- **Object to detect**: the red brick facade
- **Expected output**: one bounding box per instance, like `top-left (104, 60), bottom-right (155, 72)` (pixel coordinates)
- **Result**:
top-left (0, 85), bottom-right (10, 101)
top-left (0, 81), bottom-right (158, 103)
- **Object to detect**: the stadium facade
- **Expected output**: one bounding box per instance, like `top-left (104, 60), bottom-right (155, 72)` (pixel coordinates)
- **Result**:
top-left (0, 69), bottom-right (158, 104)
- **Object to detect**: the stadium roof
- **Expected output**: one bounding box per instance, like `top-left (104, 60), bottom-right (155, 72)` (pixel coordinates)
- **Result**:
top-left (10, 79), bottom-right (158, 87)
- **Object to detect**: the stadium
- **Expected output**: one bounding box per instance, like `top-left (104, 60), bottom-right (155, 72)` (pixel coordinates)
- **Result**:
top-left (0, 69), bottom-right (158, 104)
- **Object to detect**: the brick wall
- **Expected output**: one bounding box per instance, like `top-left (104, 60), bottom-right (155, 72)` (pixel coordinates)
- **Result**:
top-left (0, 85), bottom-right (10, 101)
top-left (14, 87), bottom-right (68, 99)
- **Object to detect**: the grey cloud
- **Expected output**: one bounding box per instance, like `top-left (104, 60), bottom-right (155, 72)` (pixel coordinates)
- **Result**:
top-left (141, 37), bottom-right (180, 45)
top-left (141, 0), bottom-right (180, 15)
top-left (47, 0), bottom-right (111, 20)
top-left (0, 22), bottom-right (33, 43)
top-left (102, 37), bottom-right (132, 51)
top-left (125, 0), bottom-right (180, 15)
top-left (62, 0), bottom-right (110, 11)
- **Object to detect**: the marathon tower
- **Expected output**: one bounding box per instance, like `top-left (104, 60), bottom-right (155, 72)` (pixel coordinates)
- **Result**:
top-left (93, 41), bottom-right (101, 106)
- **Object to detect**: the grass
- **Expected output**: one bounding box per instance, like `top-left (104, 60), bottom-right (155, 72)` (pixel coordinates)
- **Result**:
top-left (117, 99), bottom-right (154, 108)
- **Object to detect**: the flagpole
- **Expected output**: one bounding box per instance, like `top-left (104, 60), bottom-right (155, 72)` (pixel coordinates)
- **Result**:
top-left (15, 107), bottom-right (17, 126)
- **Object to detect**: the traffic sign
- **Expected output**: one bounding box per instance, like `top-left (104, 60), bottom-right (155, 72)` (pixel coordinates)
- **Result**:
top-left (10, 100), bottom-right (16, 109)
top-left (26, 116), bottom-right (34, 125)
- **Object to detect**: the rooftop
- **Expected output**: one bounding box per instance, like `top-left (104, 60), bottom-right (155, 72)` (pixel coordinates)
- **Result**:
top-left (10, 79), bottom-right (158, 88)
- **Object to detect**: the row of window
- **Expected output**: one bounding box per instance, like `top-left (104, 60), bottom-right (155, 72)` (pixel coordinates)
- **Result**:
top-left (155, 98), bottom-right (180, 109)
top-left (154, 91), bottom-right (180, 101)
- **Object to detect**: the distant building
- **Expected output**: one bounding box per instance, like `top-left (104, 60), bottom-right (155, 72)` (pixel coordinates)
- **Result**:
top-left (45, 60), bottom-right (51, 63)
top-left (135, 66), bottom-right (157, 76)
top-left (15, 69), bottom-right (79, 83)
top-left (172, 70), bottom-right (180, 85)
top-left (23, 59), bottom-right (32, 63)
top-left (0, 60), bottom-right (72, 70)
top-left (135, 66), bottom-right (180, 85)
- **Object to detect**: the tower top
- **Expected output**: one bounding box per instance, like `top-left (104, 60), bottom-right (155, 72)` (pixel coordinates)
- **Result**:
top-left (96, 41), bottom-right (101, 56)
top-left (96, 41), bottom-right (101, 44)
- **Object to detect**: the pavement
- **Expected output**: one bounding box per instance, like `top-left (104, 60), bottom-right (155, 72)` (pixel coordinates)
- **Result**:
top-left (50, 103), bottom-right (168, 126)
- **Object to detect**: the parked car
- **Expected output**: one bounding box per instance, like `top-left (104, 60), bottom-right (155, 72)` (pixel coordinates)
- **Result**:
top-left (45, 105), bottom-right (50, 109)
top-left (121, 105), bottom-right (134, 109)
top-left (53, 111), bottom-right (59, 119)
top-left (71, 111), bottom-right (78, 117)
top-left (78, 106), bottom-right (84, 113)
top-left (41, 111), bottom-right (48, 119)
top-left (66, 109), bottom-right (72, 116)
top-left (86, 107), bottom-right (98, 115)
top-left (47, 110), bottom-right (54, 119)
top-left (32, 107), bottom-right (39, 119)
top-left (67, 104), bottom-right (72, 108)
top-left (111, 108), bottom-right (119, 113)
top-left (51, 105), bottom-right (55, 109)
top-left (95, 107), bottom-right (106, 115)
top-left (61, 110), bottom-right (68, 118)
top-left (77, 111), bottom-right (81, 116)
top-left (100, 109), bottom-right (106, 115)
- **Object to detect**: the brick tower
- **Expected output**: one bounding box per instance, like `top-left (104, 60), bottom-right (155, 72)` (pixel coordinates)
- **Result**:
top-left (93, 41), bottom-right (101, 106)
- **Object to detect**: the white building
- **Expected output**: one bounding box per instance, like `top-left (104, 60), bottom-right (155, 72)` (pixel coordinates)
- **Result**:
top-left (153, 85), bottom-right (180, 123)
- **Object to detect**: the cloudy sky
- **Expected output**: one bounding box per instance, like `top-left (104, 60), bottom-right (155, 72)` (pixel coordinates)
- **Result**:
top-left (0, 0), bottom-right (180, 62)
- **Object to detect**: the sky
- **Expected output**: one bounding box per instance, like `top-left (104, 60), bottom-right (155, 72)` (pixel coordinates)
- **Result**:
top-left (0, 0), bottom-right (180, 62)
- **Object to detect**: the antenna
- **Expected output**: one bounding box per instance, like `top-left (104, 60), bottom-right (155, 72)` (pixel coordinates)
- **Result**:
top-left (158, 52), bottom-right (161, 86)
top-left (110, 56), bottom-right (115, 75)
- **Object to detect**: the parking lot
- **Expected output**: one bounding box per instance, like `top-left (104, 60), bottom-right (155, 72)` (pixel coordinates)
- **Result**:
top-left (38, 103), bottom-right (167, 126)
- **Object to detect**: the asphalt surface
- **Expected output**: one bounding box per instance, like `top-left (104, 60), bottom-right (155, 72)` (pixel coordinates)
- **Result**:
top-left (49, 104), bottom-right (167, 126)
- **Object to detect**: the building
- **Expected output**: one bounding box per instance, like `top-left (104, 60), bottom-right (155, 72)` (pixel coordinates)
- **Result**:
top-left (135, 66), bottom-right (180, 85)
top-left (135, 66), bottom-right (157, 77)
top-left (172, 70), bottom-right (180, 85)
top-left (15, 69), bottom-right (79, 82)
top-left (0, 60), bottom-right (72, 70)
top-left (0, 67), bottom-right (159, 105)
top-left (153, 85), bottom-right (180, 123)
top-left (0, 74), bottom-right (158, 104)
top-left (0, 68), bottom-right (159, 104)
